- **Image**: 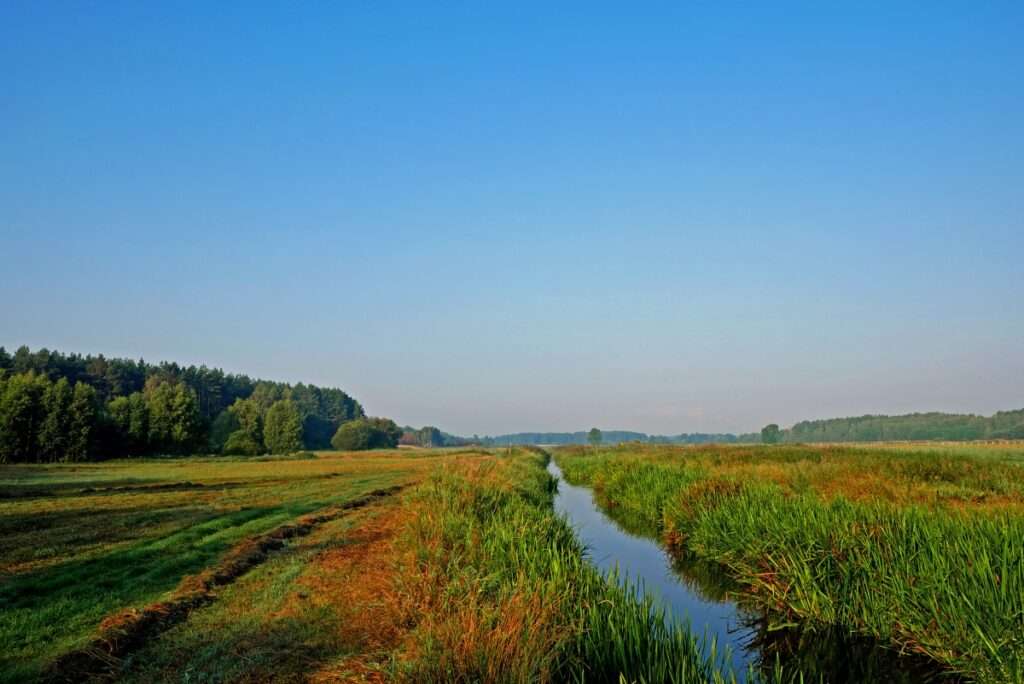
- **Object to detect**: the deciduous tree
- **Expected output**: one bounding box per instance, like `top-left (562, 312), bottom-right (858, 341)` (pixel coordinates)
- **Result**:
top-left (264, 399), bottom-right (303, 454)
top-left (38, 377), bottom-right (72, 461)
top-left (761, 423), bottom-right (781, 444)
top-left (0, 372), bottom-right (48, 463)
top-left (66, 382), bottom-right (98, 461)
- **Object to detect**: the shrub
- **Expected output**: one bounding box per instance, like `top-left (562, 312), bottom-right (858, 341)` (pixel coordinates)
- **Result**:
top-left (330, 417), bottom-right (402, 451)
top-left (222, 430), bottom-right (263, 456)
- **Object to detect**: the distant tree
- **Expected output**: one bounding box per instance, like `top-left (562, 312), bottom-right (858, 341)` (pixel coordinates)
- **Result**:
top-left (170, 383), bottom-right (202, 452)
top-left (223, 430), bottom-right (263, 455)
top-left (208, 409), bottom-right (240, 453)
top-left (588, 427), bottom-right (603, 447)
top-left (0, 347), bottom-right (11, 378)
top-left (66, 382), bottom-right (98, 461)
top-left (126, 392), bottom-right (150, 453)
top-left (106, 395), bottom-right (132, 453)
top-left (0, 372), bottom-right (48, 463)
top-left (229, 397), bottom-right (264, 449)
top-left (366, 417), bottom-right (402, 449)
top-left (145, 379), bottom-right (177, 451)
top-left (264, 399), bottom-right (303, 454)
top-left (417, 426), bottom-right (443, 448)
top-left (761, 423), bottom-right (781, 444)
top-left (144, 379), bottom-right (201, 454)
top-left (249, 382), bottom-right (286, 410)
top-left (37, 377), bottom-right (72, 461)
top-left (331, 418), bottom-right (399, 451)
top-left (331, 419), bottom-right (373, 451)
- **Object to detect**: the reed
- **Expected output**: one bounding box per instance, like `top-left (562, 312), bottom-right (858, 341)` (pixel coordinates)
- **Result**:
top-left (556, 443), bottom-right (1024, 682)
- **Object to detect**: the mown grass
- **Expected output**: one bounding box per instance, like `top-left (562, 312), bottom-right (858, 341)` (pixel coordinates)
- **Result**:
top-left (118, 511), bottom-right (369, 682)
top-left (0, 450), bottom-right (448, 682)
top-left (555, 442), bottom-right (1024, 682)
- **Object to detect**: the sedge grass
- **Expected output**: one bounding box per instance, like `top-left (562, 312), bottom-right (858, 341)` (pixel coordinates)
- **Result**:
top-left (555, 443), bottom-right (1024, 682)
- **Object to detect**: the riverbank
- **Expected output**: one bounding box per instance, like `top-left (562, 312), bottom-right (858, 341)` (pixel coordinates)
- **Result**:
top-left (554, 442), bottom-right (1024, 683)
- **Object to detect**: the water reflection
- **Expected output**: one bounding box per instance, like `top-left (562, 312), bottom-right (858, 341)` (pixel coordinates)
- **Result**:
top-left (546, 458), bottom-right (951, 683)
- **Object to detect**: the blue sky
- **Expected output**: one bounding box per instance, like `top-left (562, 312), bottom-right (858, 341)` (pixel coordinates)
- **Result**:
top-left (3, 2), bottom-right (1022, 435)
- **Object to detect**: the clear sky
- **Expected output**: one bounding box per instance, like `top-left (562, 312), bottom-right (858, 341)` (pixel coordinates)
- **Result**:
top-left (3, 2), bottom-right (1022, 436)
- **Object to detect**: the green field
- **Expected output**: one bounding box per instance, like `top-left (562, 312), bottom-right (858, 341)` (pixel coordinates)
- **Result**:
top-left (0, 450), bottom-right (441, 682)
top-left (3, 443), bottom-right (1024, 682)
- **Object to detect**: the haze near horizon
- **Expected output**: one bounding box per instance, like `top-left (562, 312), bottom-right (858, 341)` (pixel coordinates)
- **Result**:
top-left (3, 3), bottom-right (1022, 435)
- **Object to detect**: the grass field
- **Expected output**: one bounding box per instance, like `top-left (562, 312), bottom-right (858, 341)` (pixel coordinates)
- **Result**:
top-left (0, 450), bottom-right (444, 682)
top-left (5, 443), bottom-right (1021, 682)
top-left (554, 441), bottom-right (1024, 683)
top-left (2, 447), bottom-right (782, 683)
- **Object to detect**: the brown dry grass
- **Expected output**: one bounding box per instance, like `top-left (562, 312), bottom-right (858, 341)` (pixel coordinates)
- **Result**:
top-left (42, 488), bottom-right (402, 683)
top-left (301, 454), bottom-right (569, 683)
top-left (298, 504), bottom-right (414, 683)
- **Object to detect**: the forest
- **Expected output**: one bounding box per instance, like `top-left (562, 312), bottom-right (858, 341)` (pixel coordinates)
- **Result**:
top-left (784, 410), bottom-right (1024, 442)
top-left (476, 411), bottom-right (1024, 447)
top-left (0, 346), bottom-right (366, 462)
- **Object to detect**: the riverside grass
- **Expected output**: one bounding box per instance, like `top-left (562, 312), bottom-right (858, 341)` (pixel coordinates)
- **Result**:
top-left (555, 443), bottom-right (1024, 682)
top-left (392, 448), bottom-right (784, 683)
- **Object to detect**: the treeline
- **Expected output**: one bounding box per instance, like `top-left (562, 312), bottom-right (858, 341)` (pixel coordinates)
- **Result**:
top-left (0, 346), bottom-right (365, 462)
top-left (475, 430), bottom-right (758, 446)
top-left (648, 432), bottom-right (760, 444)
top-left (398, 425), bottom-right (472, 448)
top-left (785, 410), bottom-right (1024, 443)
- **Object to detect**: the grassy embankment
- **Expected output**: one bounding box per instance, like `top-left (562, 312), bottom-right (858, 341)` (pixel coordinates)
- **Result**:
top-left (554, 442), bottom-right (1024, 683)
top-left (3, 447), bottom-right (783, 683)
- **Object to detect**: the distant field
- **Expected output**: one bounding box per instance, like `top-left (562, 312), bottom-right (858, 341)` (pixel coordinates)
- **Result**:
top-left (555, 441), bottom-right (1024, 682)
top-left (839, 440), bottom-right (1024, 463)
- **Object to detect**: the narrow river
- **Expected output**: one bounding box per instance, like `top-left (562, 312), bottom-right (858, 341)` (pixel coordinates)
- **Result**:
top-left (546, 458), bottom-right (946, 683)
top-left (546, 459), bottom-right (758, 676)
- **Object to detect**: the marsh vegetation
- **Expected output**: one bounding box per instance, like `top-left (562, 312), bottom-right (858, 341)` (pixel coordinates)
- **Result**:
top-left (555, 442), bottom-right (1024, 682)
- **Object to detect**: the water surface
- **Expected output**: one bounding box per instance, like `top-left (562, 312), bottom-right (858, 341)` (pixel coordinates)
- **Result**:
top-left (546, 458), bottom-right (948, 683)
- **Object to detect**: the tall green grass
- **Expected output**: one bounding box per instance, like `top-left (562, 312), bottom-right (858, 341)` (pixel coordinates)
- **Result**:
top-left (556, 445), bottom-right (1024, 682)
top-left (396, 449), bottom-right (782, 683)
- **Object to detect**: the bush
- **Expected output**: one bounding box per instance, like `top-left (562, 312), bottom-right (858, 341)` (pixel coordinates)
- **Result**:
top-left (330, 420), bottom-right (373, 451)
top-left (222, 430), bottom-right (263, 456)
top-left (330, 417), bottom-right (401, 451)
